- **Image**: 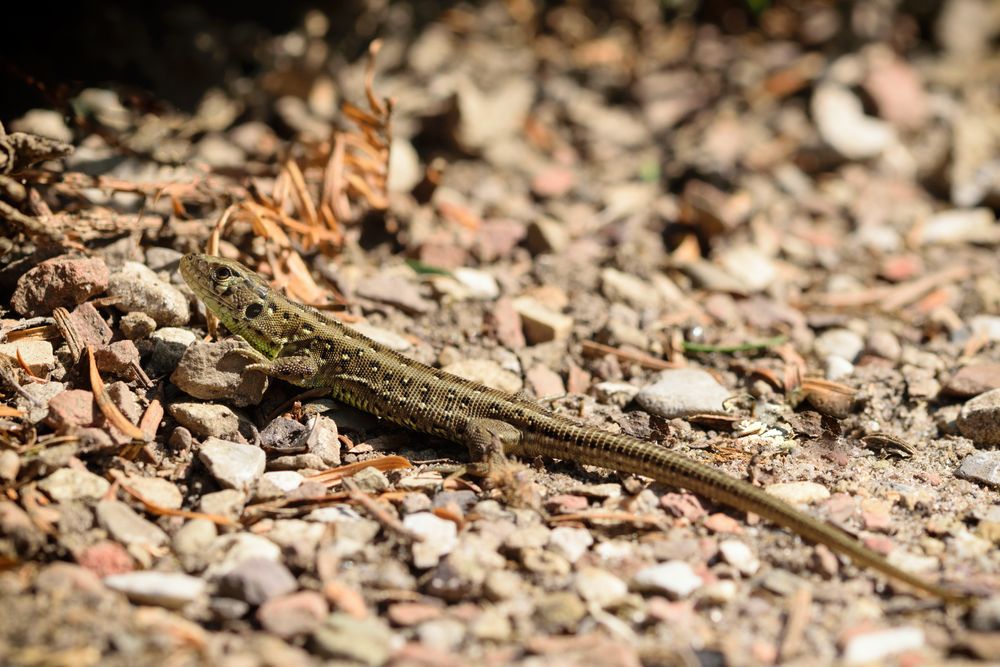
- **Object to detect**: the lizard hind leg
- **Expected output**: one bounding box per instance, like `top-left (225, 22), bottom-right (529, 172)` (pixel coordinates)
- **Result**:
top-left (462, 418), bottom-right (539, 508)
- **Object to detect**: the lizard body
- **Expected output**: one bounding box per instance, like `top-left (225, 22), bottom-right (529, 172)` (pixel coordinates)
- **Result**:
top-left (180, 253), bottom-right (966, 603)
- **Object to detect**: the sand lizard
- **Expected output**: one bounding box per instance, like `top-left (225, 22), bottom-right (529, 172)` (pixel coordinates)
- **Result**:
top-left (180, 253), bottom-right (968, 604)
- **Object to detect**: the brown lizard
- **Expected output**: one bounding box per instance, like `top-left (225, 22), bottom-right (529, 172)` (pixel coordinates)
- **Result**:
top-left (180, 253), bottom-right (971, 604)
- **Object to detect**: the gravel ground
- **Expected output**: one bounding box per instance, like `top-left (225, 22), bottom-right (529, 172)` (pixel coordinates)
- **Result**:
top-left (1, 1), bottom-right (1000, 665)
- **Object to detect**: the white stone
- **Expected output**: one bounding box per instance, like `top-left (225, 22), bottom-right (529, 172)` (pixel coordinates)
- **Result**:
top-left (548, 526), bottom-right (593, 564)
top-left (632, 561), bottom-right (704, 598)
top-left (843, 627), bottom-right (923, 664)
top-left (403, 512), bottom-right (458, 568)
top-left (765, 481), bottom-right (831, 505)
top-left (812, 84), bottom-right (895, 159)
top-left (718, 540), bottom-right (760, 576)
top-left (38, 468), bottom-right (110, 501)
top-left (104, 571), bottom-right (206, 608)
top-left (452, 268), bottom-right (500, 300)
top-left (574, 567), bottom-right (628, 608)
top-left (198, 438), bottom-right (265, 492)
top-left (0, 340), bottom-right (55, 375)
top-left (635, 369), bottom-right (732, 418)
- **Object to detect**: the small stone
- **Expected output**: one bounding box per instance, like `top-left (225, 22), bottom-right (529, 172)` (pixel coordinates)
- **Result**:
top-left (957, 451), bottom-right (1000, 488)
top-left (0, 340), bottom-right (55, 375)
top-left (863, 55), bottom-right (929, 130)
top-left (919, 208), bottom-right (999, 245)
top-left (76, 541), bottom-right (134, 578)
top-left (96, 500), bottom-right (168, 548)
top-left (0, 450), bottom-right (19, 481)
top-left (172, 519), bottom-right (217, 572)
top-left (574, 567), bottom-right (628, 608)
top-left (218, 557), bottom-right (297, 605)
top-left (525, 217), bottom-right (570, 255)
top-left (350, 466), bottom-right (389, 494)
top-left (17, 381), bottom-right (65, 424)
top-left (171, 339), bottom-right (268, 406)
top-left (865, 330), bottom-right (902, 361)
top-left (10, 109), bottom-right (73, 142)
top-left (170, 402), bottom-right (242, 440)
top-left (718, 540), bottom-right (759, 576)
top-left (104, 571), bottom-right (206, 609)
top-left (35, 562), bottom-right (104, 596)
top-left (475, 218), bottom-right (526, 262)
top-left (198, 438), bottom-right (266, 493)
top-left (970, 316), bottom-right (1000, 342)
top-left (531, 165), bottom-right (575, 198)
top-left (305, 415), bottom-right (340, 466)
top-left (814, 328), bottom-right (865, 363)
top-left (548, 526), bottom-right (593, 564)
top-left (703, 513), bottom-right (742, 534)
top-left (258, 590), bottom-right (328, 637)
top-left (943, 363), bottom-right (1000, 398)
top-left (108, 261), bottom-right (190, 326)
top-left (404, 512), bottom-right (458, 568)
top-left (766, 481), bottom-right (831, 504)
top-left (205, 533), bottom-right (283, 579)
top-left (455, 77), bottom-right (535, 150)
top-left (635, 368), bottom-right (732, 418)
top-left (256, 471), bottom-right (305, 500)
top-left (842, 626), bottom-right (924, 664)
top-left (198, 489), bottom-right (246, 520)
top-left (355, 274), bottom-right (432, 314)
top-left (120, 312), bottom-right (157, 340)
top-left (451, 268), bottom-right (500, 300)
top-left (347, 322), bottom-right (412, 351)
top-left (11, 256), bottom-right (110, 316)
top-left (0, 501), bottom-right (46, 556)
top-left (512, 296), bottom-right (573, 344)
top-left (38, 468), bottom-right (110, 501)
top-left (489, 297), bottom-right (526, 349)
top-left (92, 340), bottom-right (140, 377)
top-left (825, 355), bottom-right (855, 381)
top-left (601, 268), bottom-right (661, 310)
top-left (149, 327), bottom-right (197, 373)
top-left (812, 83), bottom-right (894, 159)
top-left (145, 246), bottom-right (184, 273)
top-left (416, 617), bottom-right (466, 651)
top-left (593, 381), bottom-right (640, 407)
top-left (958, 388), bottom-right (1000, 447)
top-left (442, 358), bottom-right (522, 394)
top-left (632, 561), bottom-right (704, 598)
top-left (718, 246), bottom-right (777, 293)
top-left (534, 591), bottom-right (586, 633)
top-left (526, 364), bottom-right (565, 397)
top-left (313, 613), bottom-right (393, 666)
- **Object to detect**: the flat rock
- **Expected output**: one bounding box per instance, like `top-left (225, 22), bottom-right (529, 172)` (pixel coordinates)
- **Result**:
top-left (217, 557), bottom-right (297, 605)
top-left (169, 402), bottom-right (243, 440)
top-left (149, 327), bottom-right (198, 373)
top-left (601, 268), bottom-right (660, 310)
top-left (842, 626), bottom-right (924, 664)
top-left (919, 208), bottom-right (999, 245)
top-left (171, 339), bottom-right (268, 406)
top-left (635, 368), bottom-right (732, 417)
top-left (944, 363), bottom-right (1000, 398)
top-left (11, 256), bottom-right (110, 316)
top-left (108, 261), bottom-right (190, 326)
top-left (96, 500), bottom-right (168, 548)
top-left (766, 481), bottom-right (831, 504)
top-left (0, 340), bottom-right (55, 376)
top-left (632, 561), bottom-right (703, 598)
top-left (104, 571), bottom-right (206, 609)
top-left (812, 83), bottom-right (894, 159)
top-left (404, 512), bottom-right (458, 568)
top-left (957, 451), bottom-right (1000, 488)
top-left (512, 296), bottom-right (573, 344)
top-left (313, 613), bottom-right (393, 666)
top-left (355, 274), bottom-right (432, 314)
top-left (198, 438), bottom-right (266, 492)
top-left (38, 468), bottom-right (109, 501)
top-left (958, 388), bottom-right (1000, 446)
top-left (257, 590), bottom-right (328, 638)
top-left (814, 328), bottom-right (865, 363)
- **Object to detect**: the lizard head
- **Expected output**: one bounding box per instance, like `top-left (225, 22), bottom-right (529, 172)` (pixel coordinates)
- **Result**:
top-left (180, 253), bottom-right (284, 358)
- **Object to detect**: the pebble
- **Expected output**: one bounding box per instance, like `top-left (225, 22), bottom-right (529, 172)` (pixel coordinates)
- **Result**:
top-left (0, 450), bottom-right (19, 481)
top-left (145, 246), bottom-right (184, 273)
top-left (919, 208), bottom-right (999, 245)
top-left (956, 451), bottom-right (1000, 488)
top-left (0, 340), bottom-right (55, 376)
top-left (825, 355), bottom-right (855, 381)
top-left (108, 261), bottom-right (190, 326)
top-left (489, 297), bottom-right (526, 349)
top-left (632, 561), bottom-right (704, 599)
top-left (634, 368), bottom-right (732, 418)
top-left (171, 339), bottom-right (268, 407)
top-left (93, 340), bottom-right (140, 377)
top-left (38, 468), bottom-right (110, 501)
top-left (574, 566), bottom-right (628, 608)
top-left (526, 218), bottom-right (570, 255)
top-left (120, 312), bottom-right (157, 340)
top-left (198, 489), bottom-right (247, 520)
top-left (172, 519), bottom-right (217, 572)
top-left (531, 165), bottom-right (576, 199)
top-left (257, 590), bottom-right (328, 637)
top-left (865, 330), bottom-right (902, 361)
top-left (863, 54), bottom-right (928, 130)
top-left (346, 322), bottom-right (413, 351)
top-left (304, 414), bottom-right (341, 466)
top-left (96, 500), bottom-right (168, 548)
top-left (455, 76), bottom-right (535, 150)
top-left (403, 512), bottom-right (458, 568)
top-left (548, 526), bottom-right (593, 564)
top-left (601, 268), bottom-right (660, 310)
top-left (969, 316), bottom-right (1000, 342)
top-left (766, 481), bottom-right (831, 504)
top-left (10, 108), bottom-right (73, 142)
top-left (11, 256), bottom-right (110, 316)
top-left (512, 296), bottom-right (574, 344)
top-left (442, 358), bottom-right (522, 394)
top-left (718, 245), bottom-right (777, 293)
top-left (35, 562), bottom-right (104, 596)
top-left (535, 591), bottom-right (586, 633)
top-left (451, 268), bottom-right (500, 300)
top-left (350, 466), bottom-right (390, 494)
top-left (104, 571), bottom-right (206, 609)
top-left (256, 471), bottom-right (305, 499)
top-left (387, 136), bottom-right (421, 193)
top-left (76, 541), bottom-right (134, 577)
top-left (205, 533), bottom-right (283, 579)
top-left (416, 617), bottom-right (466, 651)
top-left (355, 273), bottom-right (433, 314)
top-left (313, 613), bottom-right (394, 666)
top-left (593, 381), bottom-right (641, 407)
top-left (718, 539), bottom-right (760, 576)
top-left (198, 438), bottom-right (266, 493)
top-left (149, 327), bottom-right (197, 373)
top-left (17, 381), bottom-right (65, 424)
top-left (526, 364), bottom-right (565, 397)
top-left (217, 557), bottom-right (298, 605)
top-left (169, 402), bottom-right (243, 440)
top-left (814, 328), bottom-right (865, 363)
top-left (842, 626), bottom-right (924, 664)
top-left (943, 363), bottom-right (1000, 397)
top-left (957, 388), bottom-right (1000, 446)
top-left (812, 83), bottom-right (894, 159)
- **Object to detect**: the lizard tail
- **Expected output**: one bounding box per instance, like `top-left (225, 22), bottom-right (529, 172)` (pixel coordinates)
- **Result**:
top-left (519, 426), bottom-right (969, 604)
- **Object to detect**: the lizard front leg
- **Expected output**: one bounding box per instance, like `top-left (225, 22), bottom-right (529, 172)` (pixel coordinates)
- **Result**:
top-left (230, 345), bottom-right (320, 387)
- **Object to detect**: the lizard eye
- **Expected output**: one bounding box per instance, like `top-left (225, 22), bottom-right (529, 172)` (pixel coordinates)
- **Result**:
top-left (244, 303), bottom-right (263, 318)
top-left (213, 266), bottom-right (233, 281)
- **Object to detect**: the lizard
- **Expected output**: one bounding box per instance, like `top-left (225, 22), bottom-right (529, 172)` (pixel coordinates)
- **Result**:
top-left (180, 253), bottom-right (971, 605)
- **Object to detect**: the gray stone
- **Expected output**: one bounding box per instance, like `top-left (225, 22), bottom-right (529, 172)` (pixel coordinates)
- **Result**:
top-left (96, 500), bottom-right (168, 548)
top-left (121, 475), bottom-right (182, 510)
top-left (957, 451), bottom-right (1000, 488)
top-left (145, 246), bottom-right (184, 273)
top-left (632, 561), bottom-right (704, 598)
top-left (120, 312), bottom-right (157, 340)
top-left (574, 567), bottom-right (628, 608)
top-left (205, 533), bottom-right (282, 579)
top-left (305, 415), bottom-right (340, 466)
top-left (16, 381), bottom-right (65, 424)
top-left (172, 518), bottom-right (217, 572)
top-left (108, 261), bottom-right (190, 326)
top-left (150, 327), bottom-right (197, 373)
top-left (104, 571), bottom-right (206, 608)
top-left (171, 339), bottom-right (268, 406)
top-left (38, 468), bottom-right (110, 502)
top-left (198, 438), bottom-right (265, 492)
top-left (635, 368), bottom-right (732, 417)
top-left (198, 489), bottom-right (246, 520)
top-left (601, 268), bottom-right (660, 309)
top-left (170, 402), bottom-right (243, 440)
top-left (404, 512), bottom-right (458, 568)
top-left (958, 388), bottom-right (1000, 446)
top-left (217, 557), bottom-right (297, 605)
top-left (548, 526), bottom-right (593, 564)
top-left (313, 613), bottom-right (393, 666)
top-left (350, 466), bottom-right (389, 494)
top-left (814, 328), bottom-right (865, 363)
top-left (255, 471), bottom-right (304, 500)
